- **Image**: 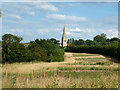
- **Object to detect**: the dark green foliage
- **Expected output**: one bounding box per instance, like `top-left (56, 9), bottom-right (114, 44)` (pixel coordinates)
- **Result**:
top-left (85, 39), bottom-right (94, 45)
top-left (94, 33), bottom-right (107, 45)
top-left (28, 39), bottom-right (64, 62)
top-left (65, 43), bottom-right (119, 60)
top-left (66, 33), bottom-right (120, 60)
top-left (69, 33), bottom-right (120, 46)
top-left (67, 38), bottom-right (74, 44)
top-left (29, 46), bottom-right (48, 62)
top-left (2, 34), bottom-right (64, 63)
top-left (72, 39), bottom-right (86, 45)
top-left (49, 38), bottom-right (60, 44)
top-left (2, 34), bottom-right (28, 63)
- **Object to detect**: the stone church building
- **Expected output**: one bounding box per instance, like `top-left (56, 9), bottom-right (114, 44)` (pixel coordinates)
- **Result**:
top-left (58, 25), bottom-right (71, 47)
top-left (61, 25), bottom-right (67, 47)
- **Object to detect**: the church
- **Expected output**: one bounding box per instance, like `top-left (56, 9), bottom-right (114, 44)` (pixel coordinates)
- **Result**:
top-left (61, 25), bottom-right (67, 47)
top-left (57, 25), bottom-right (72, 47)
top-left (58, 25), bottom-right (71, 47)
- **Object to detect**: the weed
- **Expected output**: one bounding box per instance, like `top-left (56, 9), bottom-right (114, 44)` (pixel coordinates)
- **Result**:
top-left (72, 83), bottom-right (77, 88)
top-left (46, 78), bottom-right (60, 88)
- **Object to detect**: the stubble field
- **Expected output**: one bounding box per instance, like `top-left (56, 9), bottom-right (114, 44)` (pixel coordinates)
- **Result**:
top-left (2, 52), bottom-right (119, 88)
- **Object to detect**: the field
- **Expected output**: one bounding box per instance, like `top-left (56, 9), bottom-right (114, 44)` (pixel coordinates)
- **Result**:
top-left (2, 52), bottom-right (119, 88)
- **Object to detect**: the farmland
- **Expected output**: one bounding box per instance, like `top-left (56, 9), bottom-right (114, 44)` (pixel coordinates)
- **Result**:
top-left (2, 52), bottom-right (119, 88)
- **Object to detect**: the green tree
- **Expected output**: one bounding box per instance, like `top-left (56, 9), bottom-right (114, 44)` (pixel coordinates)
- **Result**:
top-left (85, 39), bottom-right (94, 45)
top-left (94, 33), bottom-right (107, 45)
top-left (67, 38), bottom-right (74, 44)
top-left (78, 39), bottom-right (85, 45)
top-left (30, 46), bottom-right (48, 62)
top-left (28, 38), bottom-right (64, 62)
top-left (110, 37), bottom-right (119, 43)
top-left (67, 39), bottom-right (70, 44)
top-left (49, 38), bottom-right (60, 44)
top-left (2, 34), bottom-right (26, 63)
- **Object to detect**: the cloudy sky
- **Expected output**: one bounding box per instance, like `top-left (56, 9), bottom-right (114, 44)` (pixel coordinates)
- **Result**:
top-left (2, 2), bottom-right (118, 43)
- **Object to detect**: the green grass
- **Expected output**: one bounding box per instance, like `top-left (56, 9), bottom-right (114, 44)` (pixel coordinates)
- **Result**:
top-left (73, 54), bottom-right (98, 57)
top-left (57, 66), bottom-right (119, 71)
top-left (75, 58), bottom-right (106, 61)
top-left (65, 61), bottom-right (114, 65)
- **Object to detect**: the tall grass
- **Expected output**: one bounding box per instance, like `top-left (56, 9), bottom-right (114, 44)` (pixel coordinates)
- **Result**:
top-left (2, 52), bottom-right (119, 88)
top-left (2, 71), bottom-right (118, 88)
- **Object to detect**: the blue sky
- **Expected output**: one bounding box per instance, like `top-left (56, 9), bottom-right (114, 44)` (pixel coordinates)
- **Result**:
top-left (2, 2), bottom-right (118, 43)
top-left (0, 0), bottom-right (1, 38)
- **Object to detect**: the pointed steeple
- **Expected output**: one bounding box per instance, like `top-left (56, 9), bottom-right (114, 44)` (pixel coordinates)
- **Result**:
top-left (63, 25), bottom-right (66, 37)
top-left (62, 25), bottom-right (67, 47)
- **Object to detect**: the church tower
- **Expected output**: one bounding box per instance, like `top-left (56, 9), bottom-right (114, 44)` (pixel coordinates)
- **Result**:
top-left (62, 25), bottom-right (67, 47)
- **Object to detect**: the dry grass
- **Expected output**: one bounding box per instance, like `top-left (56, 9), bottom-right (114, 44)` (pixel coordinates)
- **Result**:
top-left (2, 52), bottom-right (119, 88)
top-left (2, 71), bottom-right (118, 88)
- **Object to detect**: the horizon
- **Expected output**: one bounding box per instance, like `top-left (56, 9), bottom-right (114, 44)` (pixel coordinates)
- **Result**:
top-left (1, 2), bottom-right (118, 43)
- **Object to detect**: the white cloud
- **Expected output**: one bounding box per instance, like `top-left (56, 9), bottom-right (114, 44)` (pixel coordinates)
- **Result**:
top-left (66, 32), bottom-right (71, 35)
top-left (70, 27), bottom-right (81, 32)
top-left (3, 2), bottom-right (58, 17)
top-left (102, 28), bottom-right (118, 38)
top-left (36, 29), bottom-right (49, 34)
top-left (39, 3), bottom-right (58, 12)
top-left (56, 28), bottom-right (61, 31)
top-left (67, 4), bottom-right (74, 6)
top-left (70, 27), bottom-right (94, 33)
top-left (27, 12), bottom-right (35, 16)
top-left (65, 27), bottom-right (118, 40)
top-left (9, 28), bottom-right (24, 33)
top-left (46, 14), bottom-right (87, 22)
top-left (25, 2), bottom-right (58, 12)
top-left (7, 14), bottom-right (23, 20)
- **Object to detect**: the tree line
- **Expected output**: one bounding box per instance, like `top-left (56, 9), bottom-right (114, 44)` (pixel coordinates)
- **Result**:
top-left (2, 34), bottom-right (64, 63)
top-left (67, 33), bottom-right (120, 45)
top-left (66, 33), bottom-right (120, 60)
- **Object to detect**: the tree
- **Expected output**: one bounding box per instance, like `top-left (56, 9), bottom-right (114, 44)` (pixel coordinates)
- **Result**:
top-left (94, 33), bottom-right (107, 45)
top-left (67, 39), bottom-right (70, 44)
top-left (110, 37), bottom-right (119, 43)
top-left (28, 38), bottom-right (64, 62)
top-left (30, 46), bottom-right (48, 62)
top-left (85, 39), bottom-right (94, 45)
top-left (67, 38), bottom-right (74, 44)
top-left (78, 39), bottom-right (85, 45)
top-left (49, 38), bottom-right (59, 44)
top-left (100, 33), bottom-right (107, 39)
top-left (2, 34), bottom-right (65, 63)
top-left (2, 34), bottom-right (26, 63)
top-left (2, 34), bottom-right (23, 44)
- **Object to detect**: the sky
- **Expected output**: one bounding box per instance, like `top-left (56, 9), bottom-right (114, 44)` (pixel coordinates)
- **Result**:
top-left (0, 0), bottom-right (1, 39)
top-left (2, 0), bottom-right (120, 2)
top-left (2, 2), bottom-right (118, 43)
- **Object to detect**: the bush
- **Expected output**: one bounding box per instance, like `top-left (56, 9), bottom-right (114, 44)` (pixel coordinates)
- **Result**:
top-left (28, 39), bottom-right (64, 62)
top-left (2, 34), bottom-right (64, 63)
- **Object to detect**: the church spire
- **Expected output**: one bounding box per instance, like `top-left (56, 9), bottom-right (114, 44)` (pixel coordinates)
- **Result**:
top-left (63, 25), bottom-right (65, 36)
top-left (62, 25), bottom-right (67, 47)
